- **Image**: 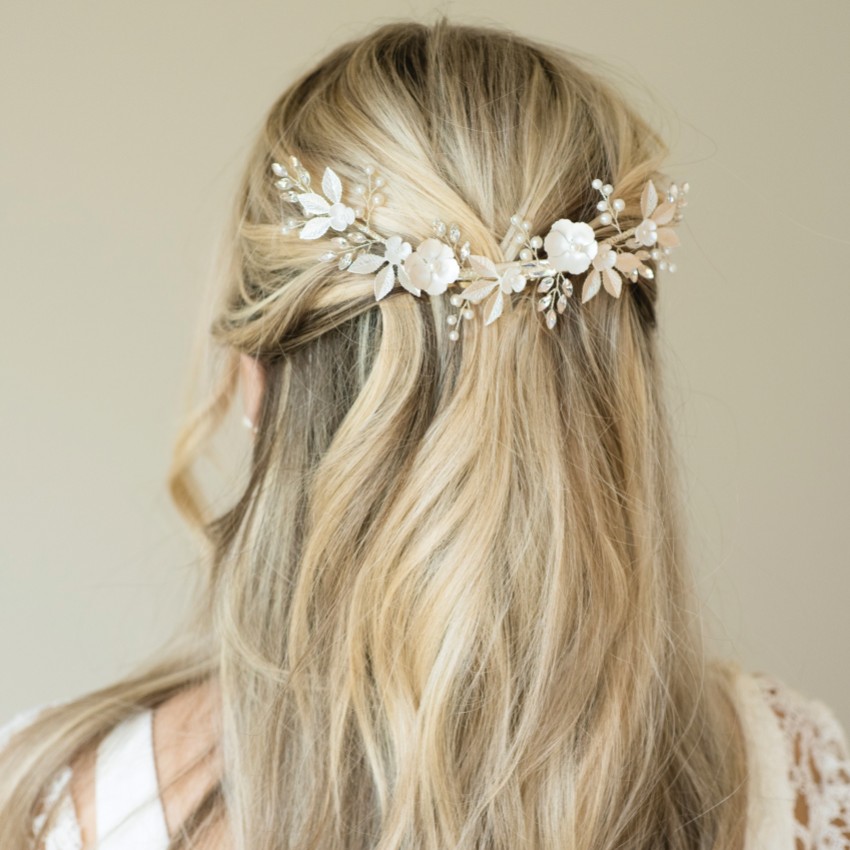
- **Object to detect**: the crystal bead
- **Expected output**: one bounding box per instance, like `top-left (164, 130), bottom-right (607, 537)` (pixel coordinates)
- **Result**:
top-left (287, 191), bottom-right (299, 203)
top-left (296, 168), bottom-right (310, 186)
top-left (319, 250), bottom-right (336, 261)
top-left (447, 314), bottom-right (458, 325)
top-left (448, 329), bottom-right (460, 341)
top-left (462, 308), bottom-right (474, 320)
top-left (538, 293), bottom-right (553, 311)
top-left (448, 223), bottom-right (460, 243)
top-left (537, 277), bottom-right (554, 292)
top-left (642, 267), bottom-right (654, 279)
top-left (331, 237), bottom-right (348, 248)
top-left (338, 252), bottom-right (353, 270)
top-left (271, 162), bottom-right (286, 177)
top-left (459, 242), bottom-right (470, 260)
top-left (546, 310), bottom-right (557, 329)
top-left (289, 155), bottom-right (300, 167)
top-left (557, 294), bottom-right (568, 312)
top-left (285, 218), bottom-right (298, 228)
top-left (519, 248), bottom-right (532, 261)
top-left (530, 235), bottom-right (543, 249)
top-left (564, 280), bottom-right (574, 296)
top-left (349, 232), bottom-right (366, 243)
top-left (434, 220), bottom-right (446, 236)
top-left (275, 178), bottom-right (292, 190)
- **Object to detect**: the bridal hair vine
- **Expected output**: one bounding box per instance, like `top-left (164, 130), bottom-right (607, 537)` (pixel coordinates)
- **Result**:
top-left (271, 155), bottom-right (689, 341)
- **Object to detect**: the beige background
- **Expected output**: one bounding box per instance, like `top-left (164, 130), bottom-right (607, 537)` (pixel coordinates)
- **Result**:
top-left (1, 2), bottom-right (848, 727)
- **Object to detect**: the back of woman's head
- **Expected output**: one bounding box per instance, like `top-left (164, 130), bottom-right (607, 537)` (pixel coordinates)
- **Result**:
top-left (0, 17), bottom-right (748, 850)
top-left (163, 18), bottom-right (748, 850)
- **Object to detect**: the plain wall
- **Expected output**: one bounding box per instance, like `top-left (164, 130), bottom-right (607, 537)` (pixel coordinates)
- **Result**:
top-left (1, 1), bottom-right (848, 728)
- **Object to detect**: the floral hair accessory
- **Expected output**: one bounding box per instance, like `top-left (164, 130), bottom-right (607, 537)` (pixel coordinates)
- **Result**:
top-left (271, 155), bottom-right (689, 341)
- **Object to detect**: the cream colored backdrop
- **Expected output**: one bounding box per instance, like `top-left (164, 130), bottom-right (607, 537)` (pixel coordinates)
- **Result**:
top-left (1, 2), bottom-right (848, 727)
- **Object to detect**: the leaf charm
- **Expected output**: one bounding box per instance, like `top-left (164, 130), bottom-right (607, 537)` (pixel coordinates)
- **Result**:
top-left (582, 270), bottom-right (602, 303)
top-left (349, 253), bottom-right (386, 274)
top-left (300, 217), bottom-right (333, 239)
top-left (297, 193), bottom-right (331, 216)
top-left (640, 180), bottom-right (658, 219)
top-left (374, 264), bottom-right (395, 300)
top-left (483, 289), bottom-right (504, 325)
top-left (322, 167), bottom-right (343, 204)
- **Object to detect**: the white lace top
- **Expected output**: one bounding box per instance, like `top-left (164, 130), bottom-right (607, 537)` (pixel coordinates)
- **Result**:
top-left (2, 670), bottom-right (849, 848)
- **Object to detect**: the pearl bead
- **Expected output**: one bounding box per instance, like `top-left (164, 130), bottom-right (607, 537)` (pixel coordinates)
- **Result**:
top-left (448, 329), bottom-right (460, 341)
top-left (600, 213), bottom-right (612, 225)
top-left (612, 198), bottom-right (625, 212)
top-left (650, 249), bottom-right (661, 260)
top-left (462, 308), bottom-right (474, 320)
top-left (596, 200), bottom-right (608, 211)
top-left (354, 208), bottom-right (364, 217)
top-left (591, 178), bottom-right (603, 190)
top-left (372, 193), bottom-right (384, 205)
top-left (374, 176), bottom-right (385, 187)
top-left (364, 165), bottom-right (374, 175)
top-left (450, 294), bottom-right (462, 307)
top-left (447, 315), bottom-right (458, 325)
top-left (659, 260), bottom-right (667, 270)
top-left (602, 184), bottom-right (613, 195)
top-left (510, 214), bottom-right (522, 226)
top-left (530, 235), bottom-right (543, 248)
top-left (668, 263), bottom-right (677, 273)
top-left (513, 233), bottom-right (525, 243)
top-left (523, 220), bottom-right (531, 230)
top-left (354, 185), bottom-right (364, 194)
top-left (519, 248), bottom-right (532, 260)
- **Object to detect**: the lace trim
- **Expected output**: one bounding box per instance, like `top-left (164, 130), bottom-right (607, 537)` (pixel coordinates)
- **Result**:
top-left (754, 672), bottom-right (850, 849)
top-left (32, 766), bottom-right (83, 850)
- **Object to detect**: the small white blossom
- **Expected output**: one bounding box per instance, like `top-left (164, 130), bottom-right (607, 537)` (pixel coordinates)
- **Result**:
top-left (634, 219), bottom-right (658, 247)
top-left (543, 220), bottom-right (599, 274)
top-left (296, 167), bottom-right (356, 239)
top-left (402, 238), bottom-right (460, 295)
top-left (348, 234), bottom-right (416, 300)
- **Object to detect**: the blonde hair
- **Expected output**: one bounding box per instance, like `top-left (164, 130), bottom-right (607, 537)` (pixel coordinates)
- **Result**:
top-left (0, 17), bottom-right (749, 850)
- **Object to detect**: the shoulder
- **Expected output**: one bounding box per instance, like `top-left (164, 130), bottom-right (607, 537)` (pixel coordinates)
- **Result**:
top-left (69, 679), bottom-right (223, 847)
top-left (733, 668), bottom-right (850, 848)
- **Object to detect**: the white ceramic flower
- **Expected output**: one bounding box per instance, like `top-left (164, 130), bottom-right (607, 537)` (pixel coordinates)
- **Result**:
top-left (543, 219), bottom-right (599, 274)
top-left (347, 234), bottom-right (416, 300)
top-left (402, 237), bottom-right (460, 295)
top-left (296, 166), bottom-right (356, 239)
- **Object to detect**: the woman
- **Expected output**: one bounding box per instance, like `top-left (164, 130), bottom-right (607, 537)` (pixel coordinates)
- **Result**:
top-left (1, 16), bottom-right (848, 850)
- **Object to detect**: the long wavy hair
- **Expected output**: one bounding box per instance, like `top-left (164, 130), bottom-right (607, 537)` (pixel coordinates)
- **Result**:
top-left (0, 17), bottom-right (749, 850)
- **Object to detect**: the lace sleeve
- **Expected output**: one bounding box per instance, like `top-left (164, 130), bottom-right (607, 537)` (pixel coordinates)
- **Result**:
top-left (755, 672), bottom-right (850, 848)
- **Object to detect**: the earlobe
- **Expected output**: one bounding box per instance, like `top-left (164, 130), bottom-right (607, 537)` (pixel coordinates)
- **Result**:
top-left (239, 353), bottom-right (265, 430)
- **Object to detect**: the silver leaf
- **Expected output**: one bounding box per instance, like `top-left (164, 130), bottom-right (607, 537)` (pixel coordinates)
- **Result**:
top-left (322, 167), bottom-right (343, 204)
top-left (297, 193), bottom-right (331, 216)
top-left (348, 253), bottom-right (386, 274)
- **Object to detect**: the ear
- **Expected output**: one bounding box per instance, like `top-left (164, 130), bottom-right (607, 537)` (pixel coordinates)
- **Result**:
top-left (239, 353), bottom-right (265, 428)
